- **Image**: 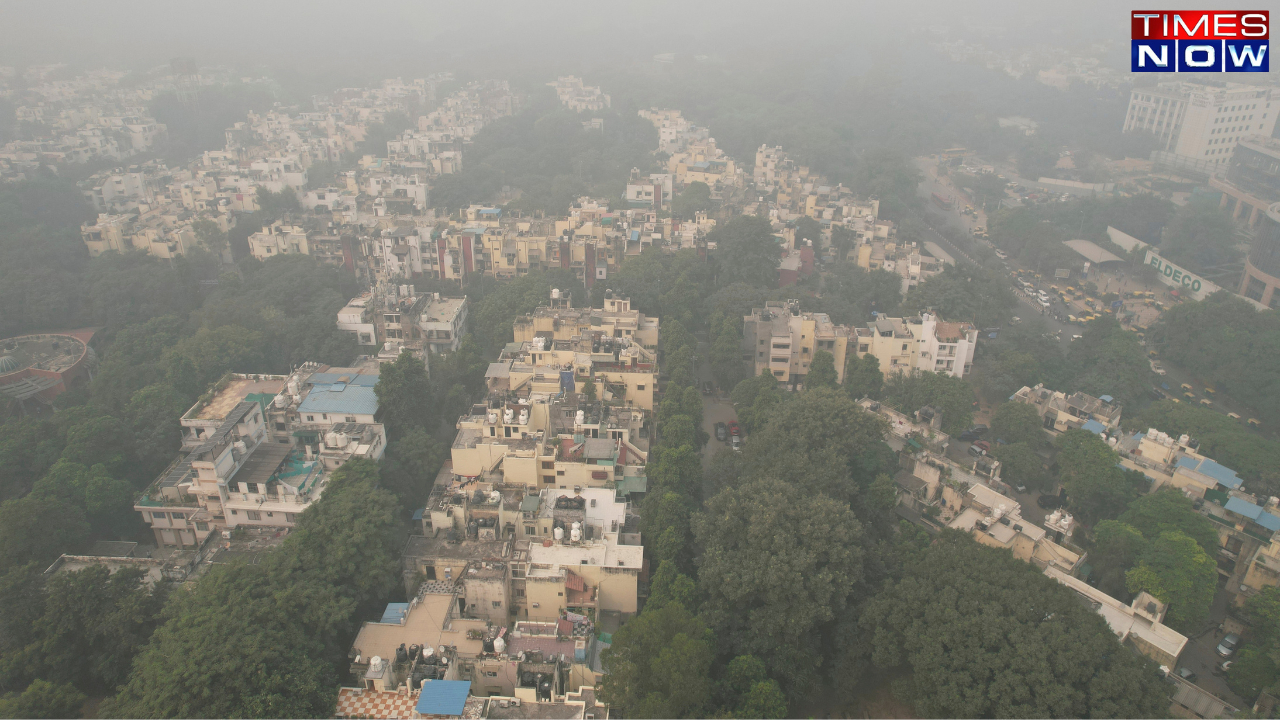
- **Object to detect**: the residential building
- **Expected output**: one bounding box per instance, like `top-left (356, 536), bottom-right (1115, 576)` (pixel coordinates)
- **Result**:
top-left (547, 77), bottom-right (610, 113)
top-left (948, 483), bottom-right (1082, 575)
top-left (247, 220), bottom-right (310, 260)
top-left (513, 293), bottom-right (659, 350)
top-left (135, 367), bottom-right (385, 547)
top-left (1122, 82), bottom-right (1278, 168)
top-left (741, 299), bottom-right (850, 388)
top-left (1010, 383), bottom-right (1122, 436)
top-left (850, 313), bottom-right (978, 379)
top-left (408, 295), bottom-right (469, 354)
top-left (1044, 567), bottom-right (1188, 668)
top-left (338, 295), bottom-right (378, 346)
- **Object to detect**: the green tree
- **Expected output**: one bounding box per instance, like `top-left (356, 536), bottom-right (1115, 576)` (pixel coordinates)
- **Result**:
top-left (863, 531), bottom-right (1170, 718)
top-left (721, 655), bottom-right (788, 719)
top-left (844, 353), bottom-right (883, 400)
top-left (0, 679), bottom-right (86, 719)
top-left (990, 442), bottom-right (1048, 492)
top-left (804, 350), bottom-right (838, 390)
top-left (696, 477), bottom-right (865, 694)
top-left (731, 369), bottom-right (783, 434)
top-left (989, 401), bottom-right (1046, 447)
top-left (901, 265), bottom-right (1017, 328)
top-left (599, 603), bottom-right (714, 719)
top-left (1228, 587), bottom-right (1280, 702)
top-left (0, 495), bottom-right (89, 572)
top-left (381, 428), bottom-right (446, 511)
top-left (645, 561), bottom-right (697, 613)
top-left (1160, 198), bottom-right (1240, 273)
top-left (1118, 487), bottom-right (1218, 557)
top-left (881, 369), bottom-right (975, 435)
top-left (582, 377), bottom-right (597, 402)
top-left (1125, 530), bottom-right (1217, 633)
top-left (708, 216), bottom-right (780, 288)
top-left (191, 217), bottom-right (229, 258)
top-left (374, 350), bottom-right (433, 437)
top-left (1089, 520), bottom-right (1149, 602)
top-left (672, 181), bottom-right (712, 220)
top-left (792, 216), bottom-right (823, 248)
top-left (1055, 429), bottom-right (1144, 524)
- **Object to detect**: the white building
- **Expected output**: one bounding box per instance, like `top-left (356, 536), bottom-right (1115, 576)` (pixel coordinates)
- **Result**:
top-left (1123, 82), bottom-right (1278, 168)
top-left (337, 296), bottom-right (378, 346)
top-left (247, 221), bottom-right (310, 260)
top-left (414, 296), bottom-right (468, 354)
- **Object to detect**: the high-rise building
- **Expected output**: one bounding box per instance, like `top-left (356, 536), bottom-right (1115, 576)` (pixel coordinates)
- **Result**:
top-left (1122, 82), bottom-right (1278, 167)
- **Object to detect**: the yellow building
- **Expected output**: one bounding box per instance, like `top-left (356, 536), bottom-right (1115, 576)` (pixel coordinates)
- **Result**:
top-left (741, 300), bottom-right (850, 388)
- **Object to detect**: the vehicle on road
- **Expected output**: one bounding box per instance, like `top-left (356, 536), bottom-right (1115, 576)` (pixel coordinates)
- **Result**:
top-left (1218, 633), bottom-right (1241, 657)
top-left (1228, 412), bottom-right (1241, 421)
top-left (701, 380), bottom-right (715, 395)
top-left (1249, 418), bottom-right (1262, 428)
top-left (1039, 299), bottom-right (1051, 309)
top-left (714, 422), bottom-right (727, 442)
top-left (727, 421), bottom-right (741, 437)
top-left (1071, 334), bottom-right (1083, 341)
top-left (1010, 316), bottom-right (1021, 324)
top-left (1184, 392), bottom-right (1196, 400)
top-left (994, 249), bottom-right (1007, 259)
top-left (1200, 399), bottom-right (1213, 407)
top-left (1181, 383), bottom-right (1193, 391)
top-left (1015, 484), bottom-right (1027, 493)
top-left (1204, 387), bottom-right (1216, 395)
top-left (958, 425), bottom-right (987, 441)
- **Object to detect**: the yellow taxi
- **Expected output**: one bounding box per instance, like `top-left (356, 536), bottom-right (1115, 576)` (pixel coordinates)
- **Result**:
top-left (1228, 412), bottom-right (1241, 421)
top-left (1181, 383), bottom-right (1193, 391)
top-left (1204, 387), bottom-right (1216, 395)
top-left (1249, 418), bottom-right (1262, 428)
top-left (1199, 398), bottom-right (1213, 407)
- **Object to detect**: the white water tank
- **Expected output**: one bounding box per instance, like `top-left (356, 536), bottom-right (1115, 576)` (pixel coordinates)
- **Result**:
top-left (370, 656), bottom-right (383, 671)
top-left (287, 378), bottom-right (300, 396)
top-left (494, 636), bottom-right (506, 654)
top-left (519, 409), bottom-right (529, 425)
top-left (554, 526), bottom-right (564, 541)
top-left (488, 411), bottom-right (498, 424)
top-left (576, 410), bottom-right (585, 425)
top-left (423, 646), bottom-right (433, 657)
top-left (274, 394), bottom-right (288, 409)
top-left (234, 440), bottom-right (248, 455)
top-left (552, 288), bottom-right (561, 300)
top-left (571, 522), bottom-right (582, 542)
top-left (504, 408), bottom-right (514, 424)
top-left (489, 491), bottom-right (502, 504)
top-left (292, 394), bottom-right (302, 406)
top-left (335, 433), bottom-right (349, 448)
top-left (325, 431), bottom-right (340, 448)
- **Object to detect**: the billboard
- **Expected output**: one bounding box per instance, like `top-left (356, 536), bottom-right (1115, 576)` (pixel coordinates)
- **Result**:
top-left (1144, 250), bottom-right (1219, 300)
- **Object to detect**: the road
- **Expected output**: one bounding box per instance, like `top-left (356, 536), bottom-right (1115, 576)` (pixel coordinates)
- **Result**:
top-left (1176, 587), bottom-right (1248, 709)
top-left (695, 335), bottom-right (740, 468)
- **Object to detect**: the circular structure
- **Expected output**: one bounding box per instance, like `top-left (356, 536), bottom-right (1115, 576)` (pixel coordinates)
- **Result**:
top-left (1239, 203), bottom-right (1280, 310)
top-left (0, 333), bottom-right (94, 405)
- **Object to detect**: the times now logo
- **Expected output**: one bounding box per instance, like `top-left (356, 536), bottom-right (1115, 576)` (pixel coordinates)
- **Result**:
top-left (1132, 11), bottom-right (1269, 72)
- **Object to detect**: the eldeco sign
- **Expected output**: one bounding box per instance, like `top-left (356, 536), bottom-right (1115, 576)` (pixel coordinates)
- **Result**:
top-left (1145, 250), bottom-right (1218, 299)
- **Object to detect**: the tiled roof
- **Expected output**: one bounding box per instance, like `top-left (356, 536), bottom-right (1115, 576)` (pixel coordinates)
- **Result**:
top-left (336, 687), bottom-right (419, 719)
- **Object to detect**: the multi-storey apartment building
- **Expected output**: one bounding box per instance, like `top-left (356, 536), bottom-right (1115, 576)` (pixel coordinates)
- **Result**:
top-left (742, 300), bottom-right (850, 387)
top-left (1123, 82), bottom-right (1278, 168)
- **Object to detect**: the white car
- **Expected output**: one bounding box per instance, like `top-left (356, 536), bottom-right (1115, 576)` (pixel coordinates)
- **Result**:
top-left (1039, 299), bottom-right (1051, 308)
top-left (1151, 362), bottom-right (1166, 375)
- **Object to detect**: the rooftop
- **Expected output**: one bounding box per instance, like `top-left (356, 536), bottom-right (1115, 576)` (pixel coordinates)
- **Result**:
top-left (192, 377), bottom-right (285, 420)
top-left (417, 680), bottom-right (472, 717)
top-left (297, 382), bottom-right (379, 416)
top-left (403, 534), bottom-right (511, 563)
top-left (1175, 455), bottom-right (1243, 490)
top-left (0, 333), bottom-right (88, 377)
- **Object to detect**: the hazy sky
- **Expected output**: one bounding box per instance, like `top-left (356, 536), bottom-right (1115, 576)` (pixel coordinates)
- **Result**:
top-left (0, 1), bottom-right (1265, 83)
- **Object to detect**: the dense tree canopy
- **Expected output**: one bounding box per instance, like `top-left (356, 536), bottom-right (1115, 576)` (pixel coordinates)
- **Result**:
top-left (901, 264), bottom-right (1017, 329)
top-left (881, 369), bottom-right (975, 435)
top-left (863, 531), bottom-right (1171, 718)
top-left (708, 216), bottom-right (781, 289)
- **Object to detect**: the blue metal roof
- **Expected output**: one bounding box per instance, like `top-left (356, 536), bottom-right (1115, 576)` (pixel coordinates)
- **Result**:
top-left (1080, 419), bottom-right (1107, 434)
top-left (306, 372), bottom-right (379, 387)
top-left (630, 229), bottom-right (640, 242)
top-left (297, 384), bottom-right (379, 416)
top-left (416, 680), bottom-right (471, 716)
top-left (1176, 455), bottom-right (1243, 489)
top-left (479, 208), bottom-right (501, 216)
top-left (1098, 394), bottom-right (1114, 403)
top-left (412, 508), bottom-right (424, 521)
top-left (1224, 497), bottom-right (1280, 531)
top-left (379, 602), bottom-right (409, 624)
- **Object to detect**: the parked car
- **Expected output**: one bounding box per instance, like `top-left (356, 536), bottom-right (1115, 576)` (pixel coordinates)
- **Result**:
top-left (731, 435), bottom-right (742, 452)
top-left (727, 421), bottom-right (741, 437)
top-left (1015, 484), bottom-right (1027, 493)
top-left (701, 380), bottom-right (715, 395)
top-left (967, 444), bottom-right (986, 457)
top-left (972, 440), bottom-right (991, 453)
top-left (1037, 495), bottom-right (1062, 510)
top-left (714, 422), bottom-right (727, 442)
top-left (1216, 660), bottom-right (1234, 675)
top-left (1218, 633), bottom-right (1241, 657)
top-left (1176, 667), bottom-right (1198, 683)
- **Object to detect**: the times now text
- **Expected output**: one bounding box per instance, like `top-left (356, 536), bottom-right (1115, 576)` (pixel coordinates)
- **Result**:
top-left (1131, 11), bottom-right (1269, 72)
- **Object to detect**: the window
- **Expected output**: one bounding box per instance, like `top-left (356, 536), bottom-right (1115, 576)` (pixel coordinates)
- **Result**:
top-left (170, 512), bottom-right (185, 520)
top-left (246, 510), bottom-right (262, 521)
top-left (275, 422), bottom-right (286, 431)
top-left (151, 512), bottom-right (166, 521)
top-left (557, 592), bottom-right (564, 596)
top-left (902, 343), bottom-right (908, 352)
top-left (542, 461), bottom-right (554, 469)
top-left (859, 344), bottom-right (869, 352)
top-left (543, 475), bottom-right (555, 484)
top-left (195, 522), bottom-right (209, 531)
top-left (230, 509), bottom-right (238, 515)
top-left (306, 415), bottom-right (315, 422)
top-left (492, 601), bottom-right (502, 608)
top-left (345, 416), bottom-right (355, 422)
top-left (425, 566), bottom-right (436, 580)
top-left (322, 414), bottom-right (328, 420)
top-left (285, 513), bottom-right (297, 523)
top-left (485, 671), bottom-right (498, 678)
top-left (525, 526), bottom-right (536, 536)
top-left (636, 384), bottom-right (645, 391)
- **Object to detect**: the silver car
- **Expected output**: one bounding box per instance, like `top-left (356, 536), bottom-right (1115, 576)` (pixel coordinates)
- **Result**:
top-left (1217, 633), bottom-right (1241, 657)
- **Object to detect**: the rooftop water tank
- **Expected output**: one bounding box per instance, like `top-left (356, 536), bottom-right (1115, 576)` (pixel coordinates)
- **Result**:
top-left (576, 410), bottom-right (585, 425)
top-left (553, 526), bottom-right (564, 541)
top-left (494, 636), bottom-right (506, 655)
top-left (504, 408), bottom-right (514, 424)
top-left (519, 409), bottom-right (529, 425)
top-left (571, 521), bottom-right (582, 542)
top-left (274, 393), bottom-right (288, 409)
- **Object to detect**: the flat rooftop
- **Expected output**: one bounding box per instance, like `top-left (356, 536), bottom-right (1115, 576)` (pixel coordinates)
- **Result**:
top-left (0, 334), bottom-right (87, 377)
top-left (420, 297), bottom-right (467, 323)
top-left (403, 534), bottom-right (511, 562)
top-left (193, 377), bottom-right (284, 420)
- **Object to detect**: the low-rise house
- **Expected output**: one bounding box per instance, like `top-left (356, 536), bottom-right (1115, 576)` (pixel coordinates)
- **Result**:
top-left (1044, 567), bottom-right (1188, 668)
top-left (247, 220), bottom-right (310, 260)
top-left (1010, 383), bottom-right (1122, 436)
